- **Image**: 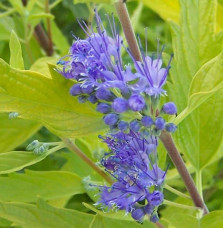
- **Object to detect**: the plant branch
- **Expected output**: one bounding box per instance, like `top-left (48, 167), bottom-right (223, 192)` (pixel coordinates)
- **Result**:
top-left (115, 0), bottom-right (142, 61)
top-left (62, 138), bottom-right (113, 185)
top-left (34, 24), bottom-right (53, 56)
top-left (160, 131), bottom-right (209, 215)
top-left (164, 184), bottom-right (191, 199)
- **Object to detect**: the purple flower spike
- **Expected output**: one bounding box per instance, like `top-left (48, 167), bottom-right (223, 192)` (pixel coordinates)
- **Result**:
top-left (155, 117), bottom-right (165, 130)
top-left (141, 116), bottom-right (153, 127)
top-left (128, 94), bottom-right (145, 112)
top-left (131, 208), bottom-right (145, 222)
top-left (96, 88), bottom-right (114, 101)
top-left (70, 84), bottom-right (82, 96)
top-left (104, 113), bottom-right (119, 126)
top-left (162, 102), bottom-right (177, 115)
top-left (96, 103), bottom-right (111, 114)
top-left (112, 98), bottom-right (128, 113)
top-left (165, 123), bottom-right (177, 132)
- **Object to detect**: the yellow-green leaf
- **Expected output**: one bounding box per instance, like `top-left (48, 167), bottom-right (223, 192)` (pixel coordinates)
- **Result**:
top-left (0, 199), bottom-right (94, 228)
top-left (0, 170), bottom-right (84, 202)
top-left (0, 113), bottom-right (41, 153)
top-left (0, 146), bottom-right (62, 174)
top-left (0, 59), bottom-right (106, 138)
top-left (9, 30), bottom-right (24, 70)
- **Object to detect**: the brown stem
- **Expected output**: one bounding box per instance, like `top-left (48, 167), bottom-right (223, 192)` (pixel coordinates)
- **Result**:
top-left (34, 24), bottom-right (53, 56)
top-left (62, 138), bottom-right (113, 185)
top-left (115, 0), bottom-right (142, 61)
top-left (160, 131), bottom-right (209, 215)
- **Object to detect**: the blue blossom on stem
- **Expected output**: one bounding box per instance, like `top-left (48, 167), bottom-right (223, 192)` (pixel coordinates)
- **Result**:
top-left (97, 131), bottom-right (166, 222)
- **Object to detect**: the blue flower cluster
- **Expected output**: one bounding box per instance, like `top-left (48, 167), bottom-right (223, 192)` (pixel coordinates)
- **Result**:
top-left (57, 10), bottom-right (177, 223)
top-left (98, 131), bottom-right (166, 222)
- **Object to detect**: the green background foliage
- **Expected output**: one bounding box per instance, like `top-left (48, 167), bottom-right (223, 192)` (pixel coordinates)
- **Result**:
top-left (0, 0), bottom-right (223, 227)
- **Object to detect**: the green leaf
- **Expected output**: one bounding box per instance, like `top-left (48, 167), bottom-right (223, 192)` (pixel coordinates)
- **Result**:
top-left (0, 146), bottom-right (62, 174)
top-left (74, 0), bottom-right (114, 3)
top-left (30, 56), bottom-right (58, 76)
top-left (0, 16), bottom-right (15, 41)
top-left (0, 59), bottom-right (106, 137)
top-left (142, 0), bottom-right (180, 23)
top-left (202, 211), bottom-right (223, 228)
top-left (0, 170), bottom-right (84, 202)
top-left (173, 52), bottom-right (223, 125)
top-left (9, 30), bottom-right (24, 70)
top-left (167, 0), bottom-right (223, 169)
top-left (90, 214), bottom-right (156, 228)
top-left (8, 0), bottom-right (24, 15)
top-left (0, 113), bottom-right (41, 153)
top-left (28, 13), bottom-right (54, 20)
top-left (51, 21), bottom-right (69, 55)
top-left (0, 198), bottom-right (94, 228)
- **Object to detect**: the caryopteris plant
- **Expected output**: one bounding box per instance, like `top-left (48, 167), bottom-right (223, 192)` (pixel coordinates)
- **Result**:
top-left (0, 0), bottom-right (223, 227)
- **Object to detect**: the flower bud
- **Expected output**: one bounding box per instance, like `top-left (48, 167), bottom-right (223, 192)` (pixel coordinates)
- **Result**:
top-left (150, 212), bottom-right (159, 223)
top-left (147, 191), bottom-right (164, 206)
top-left (118, 121), bottom-right (129, 132)
top-left (88, 94), bottom-right (97, 104)
top-left (130, 120), bottom-right (141, 132)
top-left (131, 208), bottom-right (145, 222)
top-left (155, 117), bottom-right (165, 130)
top-left (128, 94), bottom-right (145, 112)
top-left (112, 98), bottom-right (128, 113)
top-left (26, 140), bottom-right (39, 151)
top-left (144, 204), bottom-right (154, 214)
top-left (96, 88), bottom-right (114, 101)
top-left (165, 123), bottom-right (177, 132)
top-left (96, 103), bottom-right (111, 114)
top-left (9, 112), bottom-right (19, 119)
top-left (81, 85), bottom-right (94, 94)
top-left (103, 113), bottom-right (119, 126)
top-left (78, 95), bottom-right (88, 103)
top-left (162, 102), bottom-right (177, 115)
top-left (141, 116), bottom-right (153, 127)
top-left (70, 84), bottom-right (82, 96)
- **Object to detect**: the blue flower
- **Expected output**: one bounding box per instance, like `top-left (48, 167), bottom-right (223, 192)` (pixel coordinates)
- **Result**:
top-left (98, 131), bottom-right (166, 222)
top-left (126, 37), bottom-right (173, 97)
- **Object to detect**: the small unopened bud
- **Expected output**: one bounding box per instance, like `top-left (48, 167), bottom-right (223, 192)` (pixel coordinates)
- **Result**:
top-left (70, 84), bottom-right (82, 96)
top-left (130, 120), bottom-right (141, 132)
top-left (155, 117), bottom-right (165, 130)
top-left (96, 103), bottom-right (111, 114)
top-left (150, 212), bottom-right (159, 223)
top-left (165, 123), bottom-right (177, 132)
top-left (26, 140), bottom-right (39, 151)
top-left (118, 121), bottom-right (129, 132)
top-left (128, 94), bottom-right (145, 112)
top-left (78, 95), bottom-right (88, 103)
top-left (162, 102), bottom-right (177, 115)
top-left (112, 98), bottom-right (128, 113)
top-left (131, 208), bottom-right (145, 222)
top-left (9, 112), bottom-right (19, 119)
top-left (96, 88), bottom-right (114, 101)
top-left (141, 116), bottom-right (153, 127)
top-left (81, 85), bottom-right (94, 94)
top-left (103, 113), bottom-right (119, 126)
